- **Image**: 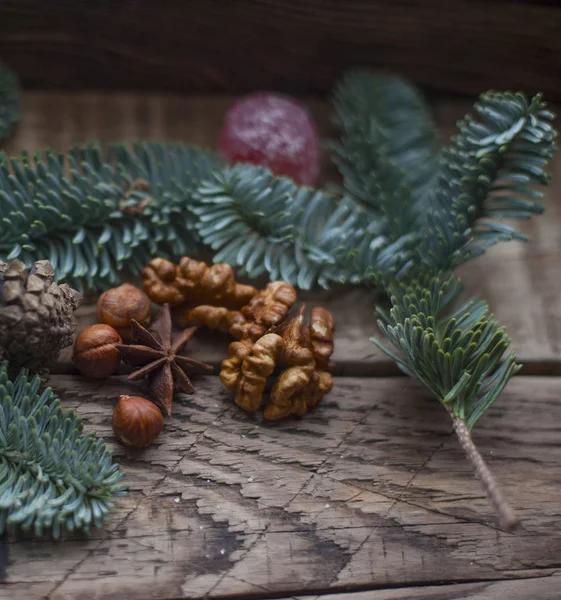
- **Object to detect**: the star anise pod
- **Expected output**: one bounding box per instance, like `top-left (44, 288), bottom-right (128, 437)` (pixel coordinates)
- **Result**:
top-left (116, 303), bottom-right (213, 416)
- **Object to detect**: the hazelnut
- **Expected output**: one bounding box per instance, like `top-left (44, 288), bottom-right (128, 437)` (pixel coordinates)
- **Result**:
top-left (112, 395), bottom-right (164, 449)
top-left (97, 283), bottom-right (152, 338)
top-left (73, 324), bottom-right (122, 378)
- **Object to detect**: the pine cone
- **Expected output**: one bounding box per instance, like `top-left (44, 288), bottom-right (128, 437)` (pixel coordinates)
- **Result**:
top-left (0, 259), bottom-right (82, 374)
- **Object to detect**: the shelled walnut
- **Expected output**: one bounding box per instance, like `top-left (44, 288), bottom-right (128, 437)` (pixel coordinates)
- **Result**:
top-left (141, 257), bottom-right (297, 338)
top-left (179, 279), bottom-right (297, 340)
top-left (220, 304), bottom-right (335, 420)
top-left (229, 281), bottom-right (297, 344)
top-left (141, 257), bottom-right (258, 327)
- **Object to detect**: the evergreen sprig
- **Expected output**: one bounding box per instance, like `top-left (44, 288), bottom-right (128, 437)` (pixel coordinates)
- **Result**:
top-left (0, 62), bottom-right (20, 142)
top-left (340, 75), bottom-right (556, 529)
top-left (420, 91), bottom-right (556, 271)
top-left (0, 142), bottom-right (222, 291)
top-left (0, 362), bottom-right (127, 538)
top-left (195, 164), bottom-right (359, 288)
top-left (373, 273), bottom-right (520, 528)
top-left (334, 78), bottom-right (556, 282)
top-left (374, 273), bottom-right (520, 433)
top-left (330, 70), bottom-right (442, 221)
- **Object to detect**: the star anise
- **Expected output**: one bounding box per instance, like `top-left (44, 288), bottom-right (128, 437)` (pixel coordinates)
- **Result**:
top-left (116, 303), bottom-right (213, 416)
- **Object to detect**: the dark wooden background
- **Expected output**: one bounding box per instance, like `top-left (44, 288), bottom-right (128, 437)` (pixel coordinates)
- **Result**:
top-left (0, 0), bottom-right (560, 99)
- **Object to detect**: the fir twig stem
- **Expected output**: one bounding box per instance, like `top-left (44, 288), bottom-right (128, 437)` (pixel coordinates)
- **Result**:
top-left (452, 416), bottom-right (519, 531)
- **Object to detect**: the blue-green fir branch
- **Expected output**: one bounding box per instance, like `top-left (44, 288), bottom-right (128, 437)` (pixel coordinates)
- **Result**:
top-left (333, 73), bottom-right (556, 529)
top-left (330, 70), bottom-right (442, 218)
top-left (0, 362), bottom-right (127, 538)
top-left (371, 271), bottom-right (522, 529)
top-left (373, 273), bottom-right (520, 432)
top-left (0, 142), bottom-right (222, 292)
top-left (195, 164), bottom-right (373, 289)
top-left (420, 91), bottom-right (556, 271)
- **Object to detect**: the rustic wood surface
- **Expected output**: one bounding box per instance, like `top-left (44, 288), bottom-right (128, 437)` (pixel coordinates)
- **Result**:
top-left (1, 93), bottom-right (561, 599)
top-left (2, 375), bottom-right (561, 599)
top-left (287, 575), bottom-right (561, 599)
top-left (1, 1), bottom-right (561, 100)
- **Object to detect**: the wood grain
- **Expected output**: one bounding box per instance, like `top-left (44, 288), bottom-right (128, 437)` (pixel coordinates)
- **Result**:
top-left (2, 375), bottom-right (560, 600)
top-left (1, 1), bottom-right (561, 100)
top-left (4, 92), bottom-right (561, 375)
top-left (286, 575), bottom-right (561, 599)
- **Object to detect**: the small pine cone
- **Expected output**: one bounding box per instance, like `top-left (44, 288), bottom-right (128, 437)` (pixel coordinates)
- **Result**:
top-left (0, 259), bottom-right (82, 374)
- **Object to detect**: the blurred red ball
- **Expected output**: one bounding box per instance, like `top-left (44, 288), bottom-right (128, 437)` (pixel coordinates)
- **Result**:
top-left (218, 93), bottom-right (321, 186)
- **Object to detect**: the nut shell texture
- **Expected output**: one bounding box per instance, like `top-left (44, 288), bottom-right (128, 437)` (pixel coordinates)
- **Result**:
top-left (112, 395), bottom-right (164, 448)
top-left (73, 324), bottom-right (122, 378)
top-left (97, 283), bottom-right (152, 338)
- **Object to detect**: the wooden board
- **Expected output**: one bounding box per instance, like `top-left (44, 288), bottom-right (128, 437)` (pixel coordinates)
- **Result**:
top-left (1, 1), bottom-right (561, 100)
top-left (2, 375), bottom-right (561, 600)
top-left (4, 93), bottom-right (561, 375)
top-left (285, 575), bottom-right (561, 599)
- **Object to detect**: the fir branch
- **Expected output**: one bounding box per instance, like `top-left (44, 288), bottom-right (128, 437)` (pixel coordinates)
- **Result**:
top-left (331, 72), bottom-right (557, 281)
top-left (0, 73), bottom-right (554, 297)
top-left (330, 69), bottom-right (442, 219)
top-left (373, 273), bottom-right (520, 529)
top-left (334, 75), bottom-right (557, 528)
top-left (0, 362), bottom-right (127, 538)
top-left (328, 70), bottom-right (444, 282)
top-left (0, 63), bottom-right (20, 142)
top-left (420, 91), bottom-right (557, 270)
top-left (0, 142), bottom-right (222, 292)
top-left (194, 164), bottom-right (295, 280)
top-left (374, 273), bottom-right (520, 431)
top-left (194, 163), bottom-right (421, 289)
top-left (195, 164), bottom-right (358, 289)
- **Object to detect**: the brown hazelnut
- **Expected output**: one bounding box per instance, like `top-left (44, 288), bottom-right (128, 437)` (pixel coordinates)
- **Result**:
top-left (112, 395), bottom-right (164, 449)
top-left (73, 324), bottom-right (122, 378)
top-left (97, 283), bottom-right (152, 338)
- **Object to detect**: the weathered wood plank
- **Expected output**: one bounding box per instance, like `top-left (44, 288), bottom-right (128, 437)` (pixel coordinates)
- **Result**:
top-left (4, 93), bottom-right (561, 376)
top-left (1, 1), bottom-right (561, 100)
top-left (2, 375), bottom-right (560, 599)
top-left (286, 574), bottom-right (561, 599)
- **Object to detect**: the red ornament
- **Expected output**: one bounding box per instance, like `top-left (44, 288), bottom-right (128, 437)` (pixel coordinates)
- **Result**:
top-left (218, 93), bottom-right (321, 186)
